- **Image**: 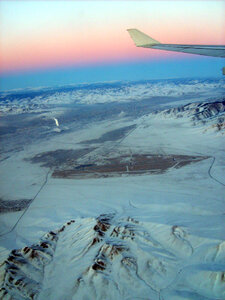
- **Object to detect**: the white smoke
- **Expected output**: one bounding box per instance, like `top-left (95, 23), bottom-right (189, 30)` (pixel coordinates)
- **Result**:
top-left (53, 118), bottom-right (59, 127)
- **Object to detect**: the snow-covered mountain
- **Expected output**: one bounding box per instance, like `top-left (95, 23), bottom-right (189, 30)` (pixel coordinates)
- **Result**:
top-left (156, 99), bottom-right (225, 132)
top-left (1, 213), bottom-right (224, 300)
top-left (0, 78), bottom-right (224, 115)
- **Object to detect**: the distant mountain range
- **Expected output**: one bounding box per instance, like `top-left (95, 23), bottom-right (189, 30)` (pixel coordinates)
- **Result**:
top-left (0, 78), bottom-right (224, 115)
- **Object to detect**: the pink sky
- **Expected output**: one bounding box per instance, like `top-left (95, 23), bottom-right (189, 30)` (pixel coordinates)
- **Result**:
top-left (0, 1), bottom-right (224, 73)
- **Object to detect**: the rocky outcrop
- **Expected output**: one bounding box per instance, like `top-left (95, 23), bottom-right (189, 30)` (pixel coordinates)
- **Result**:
top-left (1, 214), bottom-right (224, 300)
top-left (160, 99), bottom-right (225, 132)
top-left (0, 220), bottom-right (75, 299)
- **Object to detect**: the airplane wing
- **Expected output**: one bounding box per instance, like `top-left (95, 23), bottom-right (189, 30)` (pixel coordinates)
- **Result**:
top-left (127, 29), bottom-right (225, 58)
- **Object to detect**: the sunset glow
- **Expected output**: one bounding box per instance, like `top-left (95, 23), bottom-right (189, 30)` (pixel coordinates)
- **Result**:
top-left (0, 1), bottom-right (224, 90)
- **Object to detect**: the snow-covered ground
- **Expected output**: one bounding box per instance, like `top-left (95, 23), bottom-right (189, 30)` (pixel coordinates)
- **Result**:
top-left (0, 79), bottom-right (224, 299)
top-left (0, 78), bottom-right (224, 115)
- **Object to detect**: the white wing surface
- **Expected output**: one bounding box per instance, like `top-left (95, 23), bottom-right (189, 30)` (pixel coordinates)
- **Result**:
top-left (127, 29), bottom-right (225, 58)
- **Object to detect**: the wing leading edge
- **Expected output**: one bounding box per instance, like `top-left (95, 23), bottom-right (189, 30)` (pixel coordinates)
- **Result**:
top-left (127, 29), bottom-right (225, 58)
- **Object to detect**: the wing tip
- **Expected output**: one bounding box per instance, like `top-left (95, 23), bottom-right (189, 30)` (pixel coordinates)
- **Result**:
top-left (127, 28), bottom-right (160, 47)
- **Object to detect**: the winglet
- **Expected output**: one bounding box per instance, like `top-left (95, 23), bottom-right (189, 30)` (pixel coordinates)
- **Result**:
top-left (127, 29), bottom-right (160, 47)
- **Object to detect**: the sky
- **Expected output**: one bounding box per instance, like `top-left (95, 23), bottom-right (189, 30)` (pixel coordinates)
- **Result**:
top-left (0, 0), bottom-right (224, 91)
